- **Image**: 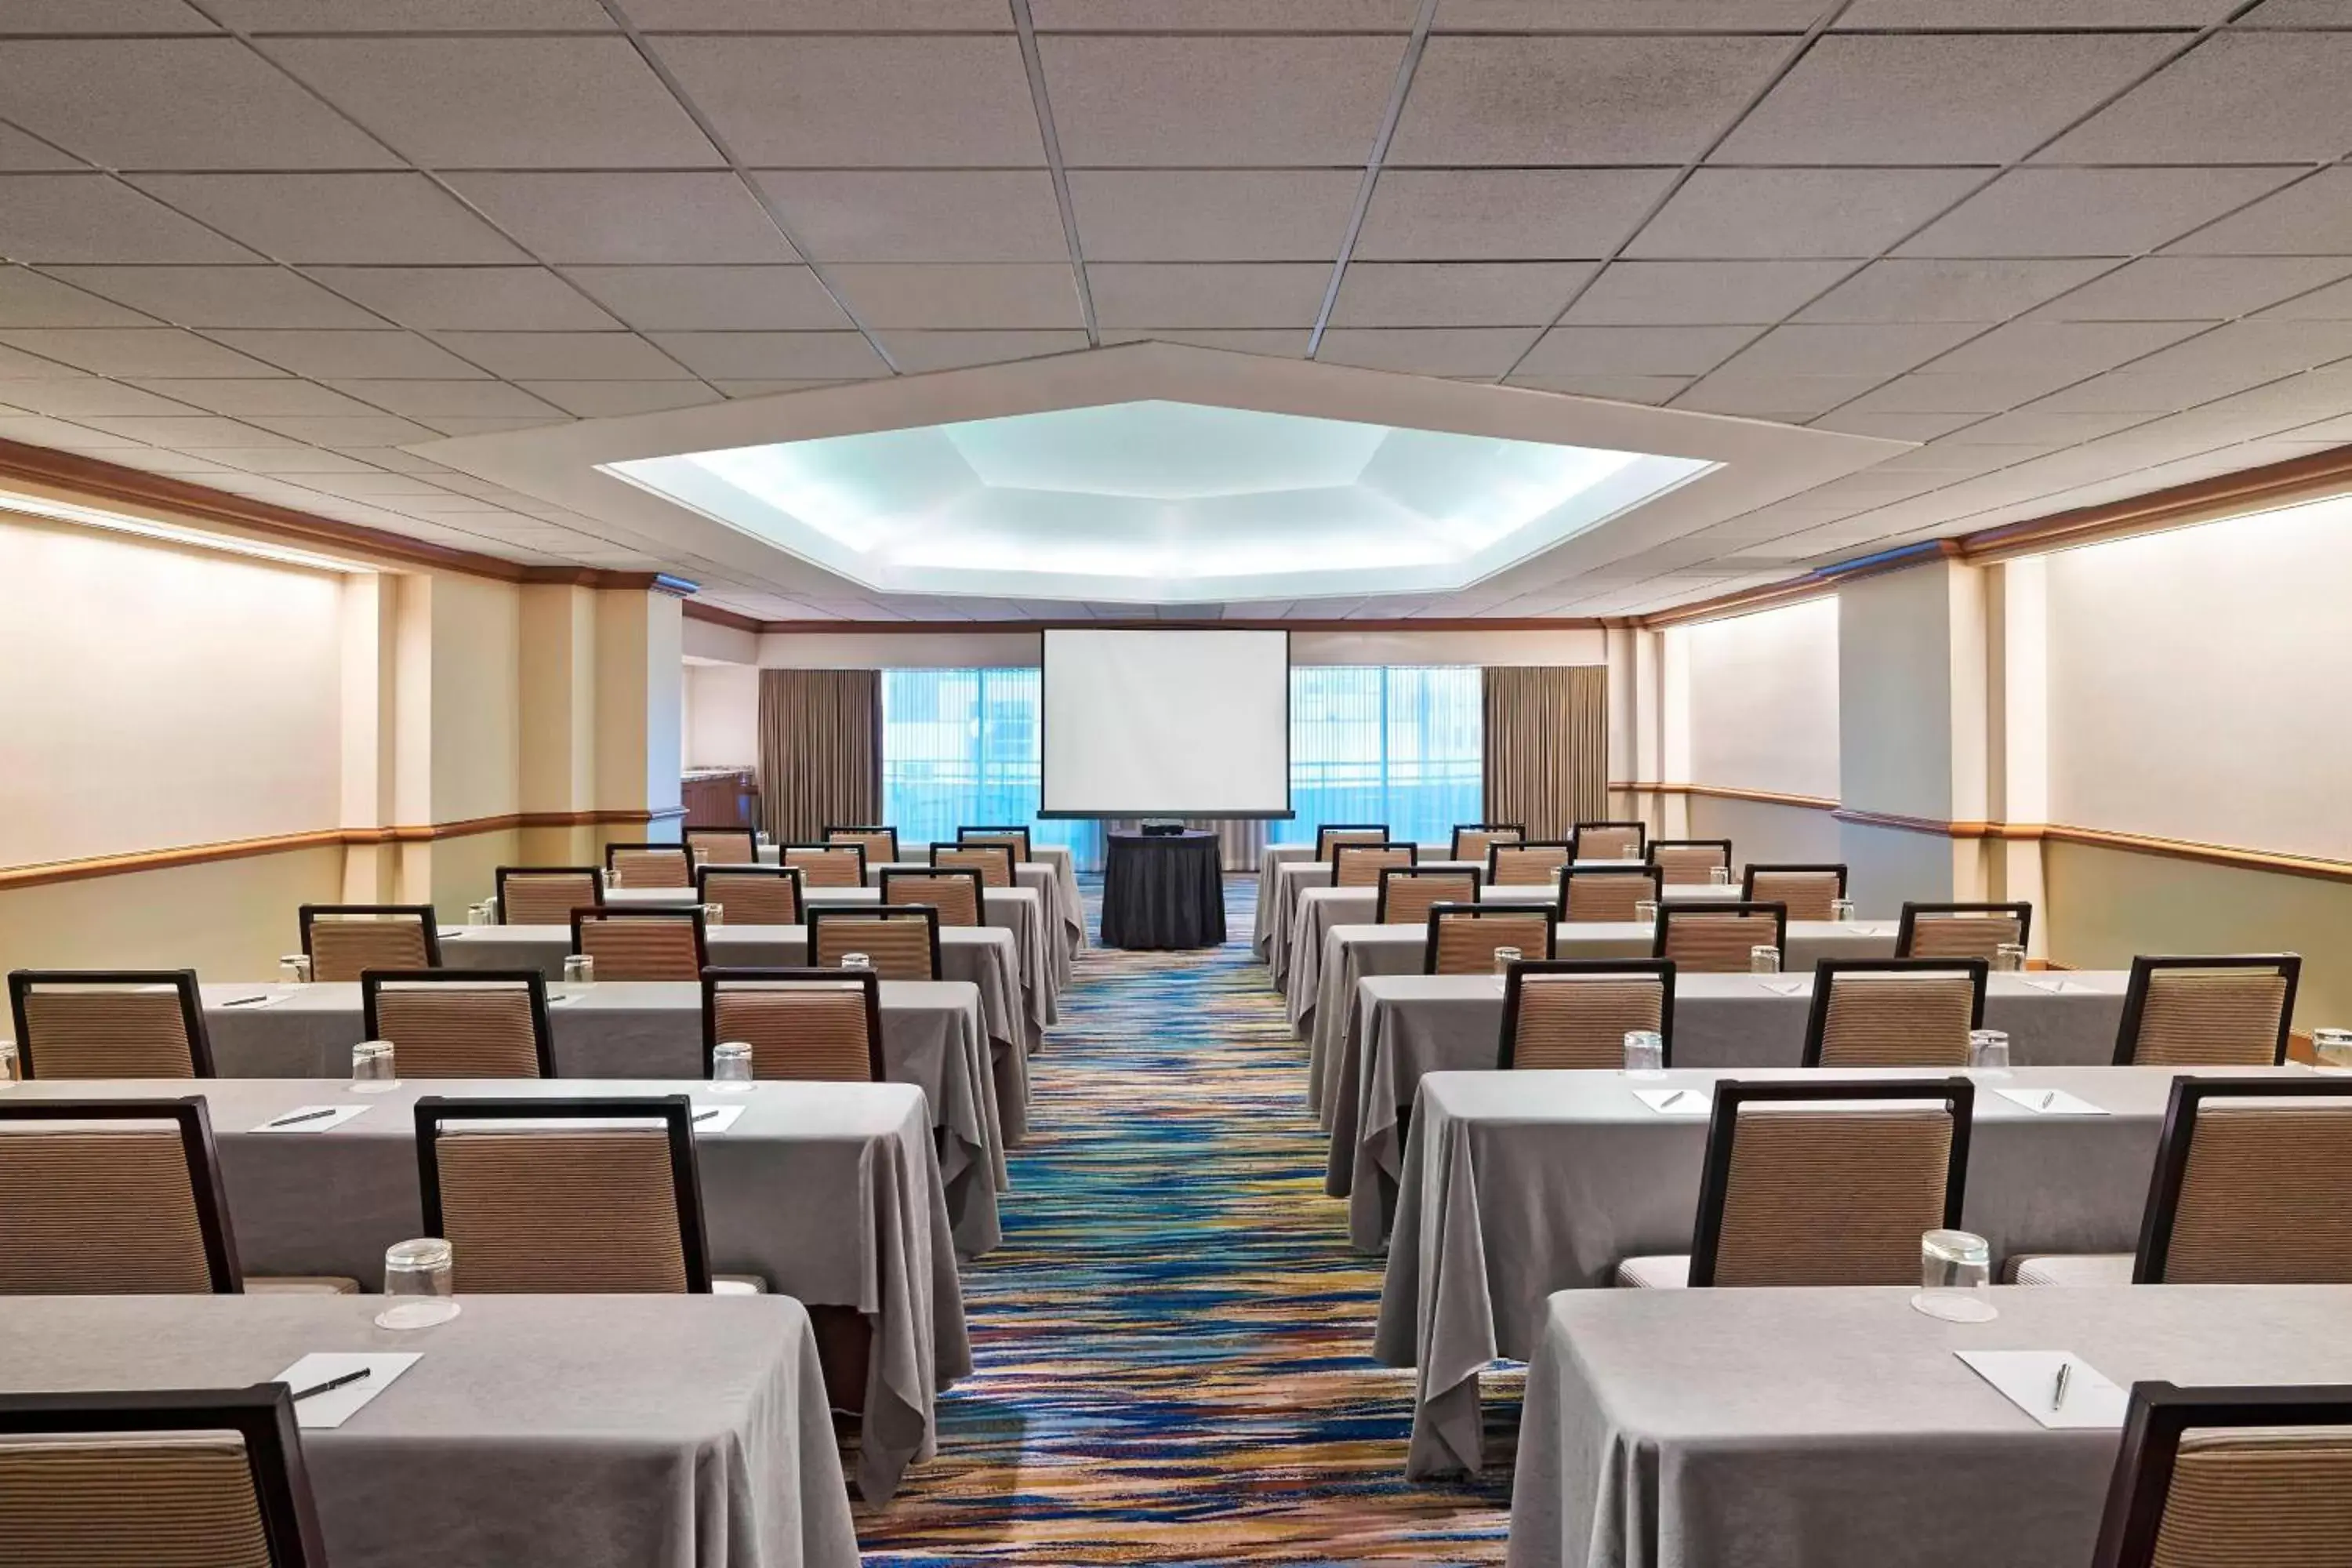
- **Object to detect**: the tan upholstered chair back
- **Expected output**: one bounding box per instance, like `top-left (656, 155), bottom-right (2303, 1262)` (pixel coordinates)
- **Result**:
top-left (1661, 909), bottom-right (1783, 973)
top-left (699, 869), bottom-right (801, 925)
top-left (2128, 971), bottom-right (2292, 1068)
top-left (1711, 1106), bottom-right (1955, 1286)
top-left (1905, 911), bottom-right (2023, 960)
top-left (1652, 842), bottom-right (1730, 886)
top-left (786, 846), bottom-right (866, 888)
top-left (886, 873), bottom-right (982, 927)
top-left (811, 913), bottom-right (937, 980)
top-left (18, 987), bottom-right (198, 1079)
top-left (304, 913), bottom-right (430, 982)
top-left (1562, 869), bottom-right (1657, 923)
top-left (712, 985), bottom-right (878, 1083)
top-left (1453, 828), bottom-right (1520, 863)
top-left (1377, 870), bottom-right (1476, 927)
top-left (1432, 909), bottom-right (1553, 976)
top-left (575, 916), bottom-right (702, 982)
top-left (1334, 844), bottom-right (1414, 888)
top-left (933, 846), bottom-right (1013, 888)
top-left (0, 1433), bottom-right (276, 1568)
top-left (0, 1125), bottom-right (218, 1294)
top-left (434, 1128), bottom-right (690, 1293)
top-left (685, 829), bottom-right (758, 866)
top-left (960, 831), bottom-right (1027, 860)
top-left (608, 847), bottom-right (691, 891)
top-left (2143, 1428), bottom-right (2352, 1566)
top-left (368, 985), bottom-right (544, 1078)
top-left (1576, 823), bottom-right (1642, 860)
top-left (1510, 976), bottom-right (1665, 1070)
top-left (1489, 843), bottom-right (1571, 886)
top-left (1813, 973), bottom-right (1979, 1069)
top-left (827, 828), bottom-right (897, 862)
top-left (498, 869), bottom-right (599, 926)
top-left (1748, 869), bottom-right (1840, 921)
top-left (2161, 1104), bottom-right (2352, 1283)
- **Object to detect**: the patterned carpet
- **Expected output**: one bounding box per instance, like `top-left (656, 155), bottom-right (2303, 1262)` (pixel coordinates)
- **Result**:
top-left (854, 877), bottom-right (1515, 1566)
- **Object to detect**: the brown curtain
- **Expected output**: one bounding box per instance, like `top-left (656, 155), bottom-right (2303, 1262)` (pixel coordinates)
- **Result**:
top-left (757, 669), bottom-right (881, 843)
top-left (1483, 666), bottom-right (1607, 840)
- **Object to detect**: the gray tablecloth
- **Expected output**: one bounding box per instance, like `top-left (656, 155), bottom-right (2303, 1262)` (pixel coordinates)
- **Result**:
top-left (1302, 920), bottom-right (1904, 1119)
top-left (1335, 971), bottom-right (2134, 1249)
top-left (6, 1076), bottom-right (970, 1502)
top-left (0, 1292), bottom-right (861, 1568)
top-left (1508, 1283), bottom-right (2352, 1568)
top-left (1250, 843), bottom-right (1321, 955)
top-left (760, 843), bottom-right (1086, 964)
top-left (1374, 1062), bottom-right (2318, 1479)
top-left (198, 979), bottom-right (1014, 1254)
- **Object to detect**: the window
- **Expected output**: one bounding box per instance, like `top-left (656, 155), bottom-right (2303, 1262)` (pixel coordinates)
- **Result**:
top-left (879, 669), bottom-right (1091, 858)
top-left (1276, 667), bottom-right (1483, 847)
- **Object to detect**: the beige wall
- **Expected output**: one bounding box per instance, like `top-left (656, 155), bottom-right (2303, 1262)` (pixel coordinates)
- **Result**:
top-left (426, 572), bottom-right (523, 824)
top-left (1838, 562), bottom-right (1958, 821)
top-left (0, 844), bottom-right (347, 978)
top-left (684, 662), bottom-right (759, 768)
top-left (1687, 794), bottom-right (1843, 863)
top-left (1670, 597), bottom-right (1839, 800)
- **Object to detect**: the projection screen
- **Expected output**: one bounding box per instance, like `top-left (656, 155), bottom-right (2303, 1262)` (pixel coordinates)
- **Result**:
top-left (1040, 629), bottom-right (1292, 818)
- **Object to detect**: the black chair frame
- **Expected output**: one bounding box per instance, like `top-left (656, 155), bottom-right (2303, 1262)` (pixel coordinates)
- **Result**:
top-left (806, 904), bottom-right (942, 980)
top-left (699, 966), bottom-right (885, 1081)
top-left (493, 865), bottom-right (603, 925)
top-left (823, 824), bottom-right (898, 860)
top-left (1421, 901), bottom-right (1558, 974)
top-left (601, 840), bottom-right (695, 881)
top-left (1449, 822), bottom-right (1525, 859)
top-left (883, 865), bottom-right (987, 924)
top-left (782, 840), bottom-right (869, 879)
top-left (1647, 837), bottom-right (1734, 873)
top-left (1798, 956), bottom-right (1991, 1068)
top-left (2092, 1381), bottom-right (2352, 1568)
top-left (0, 1095), bottom-right (241, 1291)
top-left (696, 862), bottom-right (804, 914)
top-left (1486, 839), bottom-right (1575, 881)
top-left (1570, 820), bottom-right (1649, 858)
top-left (1557, 862), bottom-right (1664, 917)
top-left (958, 825), bottom-right (1033, 861)
top-left (297, 904), bottom-right (443, 968)
top-left (567, 905), bottom-right (710, 970)
top-left (7, 968), bottom-right (216, 1079)
top-left (1895, 900), bottom-right (2034, 956)
top-left (359, 967), bottom-right (557, 1079)
top-left (1315, 823), bottom-right (1390, 861)
top-left (1374, 864), bottom-right (1483, 923)
top-left (1740, 862), bottom-right (1850, 904)
top-left (2112, 953), bottom-right (2301, 1067)
top-left (1652, 901), bottom-right (1788, 961)
top-left (928, 841), bottom-right (1015, 885)
top-left (2131, 1074), bottom-right (2352, 1284)
top-left (1497, 958), bottom-right (1677, 1070)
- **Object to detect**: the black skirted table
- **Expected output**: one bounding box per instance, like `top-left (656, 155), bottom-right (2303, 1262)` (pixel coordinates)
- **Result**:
top-left (1099, 830), bottom-right (1227, 949)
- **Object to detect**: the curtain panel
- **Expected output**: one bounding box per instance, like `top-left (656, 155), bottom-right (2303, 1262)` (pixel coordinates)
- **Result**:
top-left (1481, 666), bottom-right (1606, 840)
top-left (757, 668), bottom-right (882, 842)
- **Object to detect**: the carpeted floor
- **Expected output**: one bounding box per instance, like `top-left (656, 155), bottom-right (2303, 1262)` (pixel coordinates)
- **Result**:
top-left (854, 876), bottom-right (1515, 1566)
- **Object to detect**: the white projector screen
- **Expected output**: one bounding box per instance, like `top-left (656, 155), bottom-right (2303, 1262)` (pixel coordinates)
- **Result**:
top-left (1041, 629), bottom-right (1292, 818)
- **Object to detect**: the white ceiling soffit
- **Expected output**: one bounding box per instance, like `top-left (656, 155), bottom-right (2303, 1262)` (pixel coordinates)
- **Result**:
top-left (409, 340), bottom-right (1907, 608)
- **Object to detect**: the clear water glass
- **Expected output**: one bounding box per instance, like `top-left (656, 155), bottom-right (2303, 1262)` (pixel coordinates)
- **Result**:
top-left (711, 1040), bottom-right (754, 1091)
top-left (1491, 945), bottom-right (1523, 977)
top-left (2314, 1027), bottom-right (2352, 1069)
top-left (376, 1238), bottom-right (461, 1330)
top-left (562, 954), bottom-right (595, 987)
top-left (842, 953), bottom-right (873, 972)
top-left (0, 1039), bottom-right (16, 1087)
top-left (1633, 899), bottom-right (1659, 924)
top-left (1994, 942), bottom-right (2026, 972)
top-left (464, 900), bottom-right (485, 925)
top-left (699, 901), bottom-right (722, 927)
top-left (1831, 898), bottom-right (1857, 924)
top-left (1623, 1029), bottom-right (1665, 1076)
top-left (1969, 1029), bottom-right (2011, 1073)
top-left (1913, 1229), bottom-right (1999, 1323)
top-left (1750, 945), bottom-right (1781, 975)
top-left (349, 1040), bottom-right (397, 1092)
top-left (692, 846), bottom-right (710, 866)
top-left (1708, 865), bottom-right (1730, 886)
top-left (483, 895), bottom-right (499, 926)
top-left (279, 953), bottom-right (311, 986)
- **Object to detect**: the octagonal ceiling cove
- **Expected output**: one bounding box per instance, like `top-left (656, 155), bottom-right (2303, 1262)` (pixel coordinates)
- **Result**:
top-left (603, 398), bottom-right (1714, 604)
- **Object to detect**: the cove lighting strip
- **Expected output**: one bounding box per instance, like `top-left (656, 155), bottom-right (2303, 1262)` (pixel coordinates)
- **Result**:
top-left (0, 491), bottom-right (373, 573)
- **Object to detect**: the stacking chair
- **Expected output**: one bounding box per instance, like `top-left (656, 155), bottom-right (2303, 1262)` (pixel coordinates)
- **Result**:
top-left (1488, 840), bottom-right (1573, 886)
top-left (1800, 958), bottom-right (1989, 1069)
top-left (1333, 840), bottom-right (1417, 888)
top-left (683, 825), bottom-right (759, 866)
top-left (1655, 902), bottom-right (1788, 973)
top-left (604, 842), bottom-right (693, 891)
top-left (1896, 901), bottom-right (2032, 960)
top-left (494, 865), bottom-right (601, 926)
top-left (2091, 1381), bottom-right (2352, 1568)
top-left (696, 865), bottom-right (803, 926)
top-left (0, 1384), bottom-right (330, 1568)
top-left (2014, 1077), bottom-right (2352, 1289)
top-left (1450, 823), bottom-right (1523, 863)
top-left (297, 904), bottom-right (439, 982)
top-left (1498, 959), bottom-right (1675, 1070)
top-left (1617, 1077), bottom-right (1973, 1288)
top-left (0, 1098), bottom-right (240, 1294)
top-left (1572, 821), bottom-right (1646, 861)
top-left (808, 906), bottom-right (940, 981)
top-left (783, 842), bottom-right (866, 889)
top-left (8, 970), bottom-right (214, 1079)
top-left (1559, 864), bottom-right (1662, 922)
top-left (1649, 837), bottom-right (1733, 887)
top-left (1316, 824), bottom-right (1389, 861)
top-left (1425, 903), bottom-right (1557, 975)
top-left (360, 970), bottom-right (554, 1079)
top-left (569, 906), bottom-right (707, 982)
top-left (959, 825), bottom-right (1032, 862)
top-left (1375, 866), bottom-right (1479, 927)
top-left (414, 1095), bottom-right (724, 1293)
top-left (702, 967), bottom-right (884, 1083)
top-left (883, 866), bottom-right (984, 927)
top-left (826, 824), bottom-right (898, 863)
top-left (2112, 954), bottom-right (2299, 1067)
top-left (932, 842), bottom-right (1014, 888)
top-left (1742, 863), bottom-right (1847, 921)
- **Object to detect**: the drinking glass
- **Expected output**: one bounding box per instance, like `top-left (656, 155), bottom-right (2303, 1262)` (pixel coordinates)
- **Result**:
top-left (1623, 1029), bottom-right (1665, 1076)
top-left (1912, 1229), bottom-right (1998, 1322)
top-left (349, 1040), bottom-right (397, 1092)
top-left (1750, 945), bottom-right (1781, 975)
top-left (692, 846), bottom-right (710, 866)
top-left (1708, 865), bottom-right (1730, 886)
top-left (464, 900), bottom-right (486, 926)
top-left (1633, 899), bottom-right (1659, 924)
top-left (1994, 942), bottom-right (2026, 972)
top-left (1491, 945), bottom-right (1523, 978)
top-left (279, 953), bottom-right (311, 986)
top-left (711, 1040), bottom-right (754, 1091)
top-left (562, 954), bottom-right (595, 987)
top-left (0, 1040), bottom-right (17, 1088)
top-left (376, 1238), bottom-right (462, 1330)
top-left (841, 953), bottom-right (873, 972)
top-left (1968, 1029), bottom-right (2011, 1073)
top-left (2314, 1027), bottom-right (2352, 1069)
top-left (702, 901), bottom-right (724, 927)
top-left (483, 895), bottom-right (499, 926)
top-left (1831, 898), bottom-right (1857, 924)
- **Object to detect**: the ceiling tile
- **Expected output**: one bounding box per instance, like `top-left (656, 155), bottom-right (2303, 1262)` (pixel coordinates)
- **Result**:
top-left (234, 414), bottom-right (444, 445)
top-left (1714, 34), bottom-right (2180, 165)
top-left (517, 379), bottom-right (727, 417)
top-left (448, 172), bottom-right (797, 265)
top-left (0, 268), bottom-right (154, 327)
top-left (1831, 372), bottom-right (2076, 414)
top-left (2102, 318), bottom-right (2352, 383)
top-left (2237, 0), bottom-right (2352, 21)
top-left (1437, 1), bottom-right (1825, 28)
top-left (67, 414), bottom-right (296, 447)
top-left (1796, 260), bottom-right (2118, 324)
top-left (0, 40), bottom-right (398, 170)
top-left (1356, 169), bottom-right (1675, 260)
top-left (1038, 0), bottom-right (1414, 24)
top-left (0, 343), bottom-right (96, 378)
top-left (320, 379), bottom-right (565, 419)
top-left (1090, 263), bottom-right (1331, 328)
top-left (1936, 408), bottom-right (2155, 444)
top-left (427, 331), bottom-right (691, 379)
top-left (1806, 409), bottom-right (1991, 440)
top-left (1898, 167), bottom-right (2305, 258)
top-left (2166, 170), bottom-right (2352, 256)
top-left (206, 328), bottom-right (485, 379)
top-left (648, 331), bottom-right (891, 380)
top-left (2258, 274), bottom-right (2352, 320)
top-left (0, 2), bottom-right (218, 31)
top-left (1501, 373), bottom-right (1692, 405)
top-left (626, 0), bottom-right (1011, 22)
top-left (1315, 325), bottom-right (1543, 376)
top-left (198, 447), bottom-right (388, 472)
top-left (1563, 260), bottom-right (1855, 325)
top-left (1671, 374), bottom-right (1889, 419)
top-left (1519, 324), bottom-right (1761, 376)
top-left (129, 378), bottom-right (383, 416)
top-left (754, 171), bottom-right (1068, 264)
top-left (1097, 328), bottom-right (1308, 355)
top-left (1929, 318), bottom-right (2207, 378)
top-left (2032, 256), bottom-right (2352, 320)
top-left (132, 174), bottom-right (528, 265)
top-left (2040, 34), bottom-right (2352, 163)
top-left (45, 265), bottom-right (382, 328)
top-left (1838, 0), bottom-right (2238, 21)
top-left (0, 176), bottom-right (259, 263)
top-left (2023, 366), bottom-right (2280, 412)
top-left (1329, 262), bottom-right (1593, 326)
top-left (301, 267), bottom-right (619, 332)
top-left (824, 264), bottom-right (1082, 329)
top-left (98, 449), bottom-right (245, 476)
top-left (212, 1), bottom-right (615, 27)
top-left (0, 379), bottom-right (202, 417)
top-left (0, 414), bottom-right (147, 448)
top-left (0, 328), bottom-right (284, 378)
top-left (567, 265), bottom-right (850, 331)
top-left (711, 378), bottom-right (862, 397)
top-left (1069, 170), bottom-right (1361, 261)
top-left (260, 38), bottom-right (719, 169)
top-left (652, 35), bottom-right (1043, 166)
top-left (1628, 169), bottom-right (1984, 260)
top-left (1041, 36), bottom-right (1401, 166)
top-left (880, 330), bottom-right (1092, 372)
top-left (1711, 322), bottom-right (1983, 379)
top-left (0, 126), bottom-right (82, 172)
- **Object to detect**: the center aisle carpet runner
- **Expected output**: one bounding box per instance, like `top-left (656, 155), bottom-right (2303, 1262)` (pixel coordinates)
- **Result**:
top-left (855, 878), bottom-right (1514, 1566)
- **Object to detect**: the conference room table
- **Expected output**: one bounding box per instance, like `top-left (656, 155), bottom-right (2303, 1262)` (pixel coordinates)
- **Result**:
top-left (1508, 1283), bottom-right (2352, 1568)
top-left (5, 1075), bottom-right (969, 1504)
top-left (757, 843), bottom-right (1086, 981)
top-left (196, 978), bottom-right (1012, 1254)
top-left (1373, 1062), bottom-right (2318, 1480)
top-left (1332, 969), bottom-right (2133, 1249)
top-left (0, 1292), bottom-right (862, 1568)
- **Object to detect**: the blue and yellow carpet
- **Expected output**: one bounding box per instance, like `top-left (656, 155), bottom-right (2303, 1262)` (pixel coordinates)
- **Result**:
top-left (855, 878), bottom-right (1515, 1565)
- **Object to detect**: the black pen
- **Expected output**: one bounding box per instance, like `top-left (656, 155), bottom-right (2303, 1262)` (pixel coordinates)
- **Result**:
top-left (291, 1367), bottom-right (371, 1402)
top-left (222, 995), bottom-right (272, 1008)
top-left (264, 1108), bottom-right (337, 1129)
top-left (694, 1109), bottom-right (723, 1123)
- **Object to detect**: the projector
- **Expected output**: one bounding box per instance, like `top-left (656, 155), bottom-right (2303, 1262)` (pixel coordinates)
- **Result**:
top-left (1140, 820), bottom-right (1189, 836)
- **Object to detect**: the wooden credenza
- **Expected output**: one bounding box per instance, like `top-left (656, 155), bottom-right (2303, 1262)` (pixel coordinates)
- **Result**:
top-left (681, 767), bottom-right (757, 829)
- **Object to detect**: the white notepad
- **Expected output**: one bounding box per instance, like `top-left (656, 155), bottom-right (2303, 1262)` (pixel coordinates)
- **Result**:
top-left (271, 1352), bottom-right (421, 1429)
top-left (1758, 978), bottom-right (1809, 996)
top-left (250, 1105), bottom-right (371, 1134)
top-left (1955, 1350), bottom-right (2129, 1429)
top-left (1994, 1086), bottom-right (2107, 1116)
top-left (2020, 977), bottom-right (2092, 994)
top-left (690, 1103), bottom-right (746, 1134)
top-left (1632, 1087), bottom-right (1712, 1116)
